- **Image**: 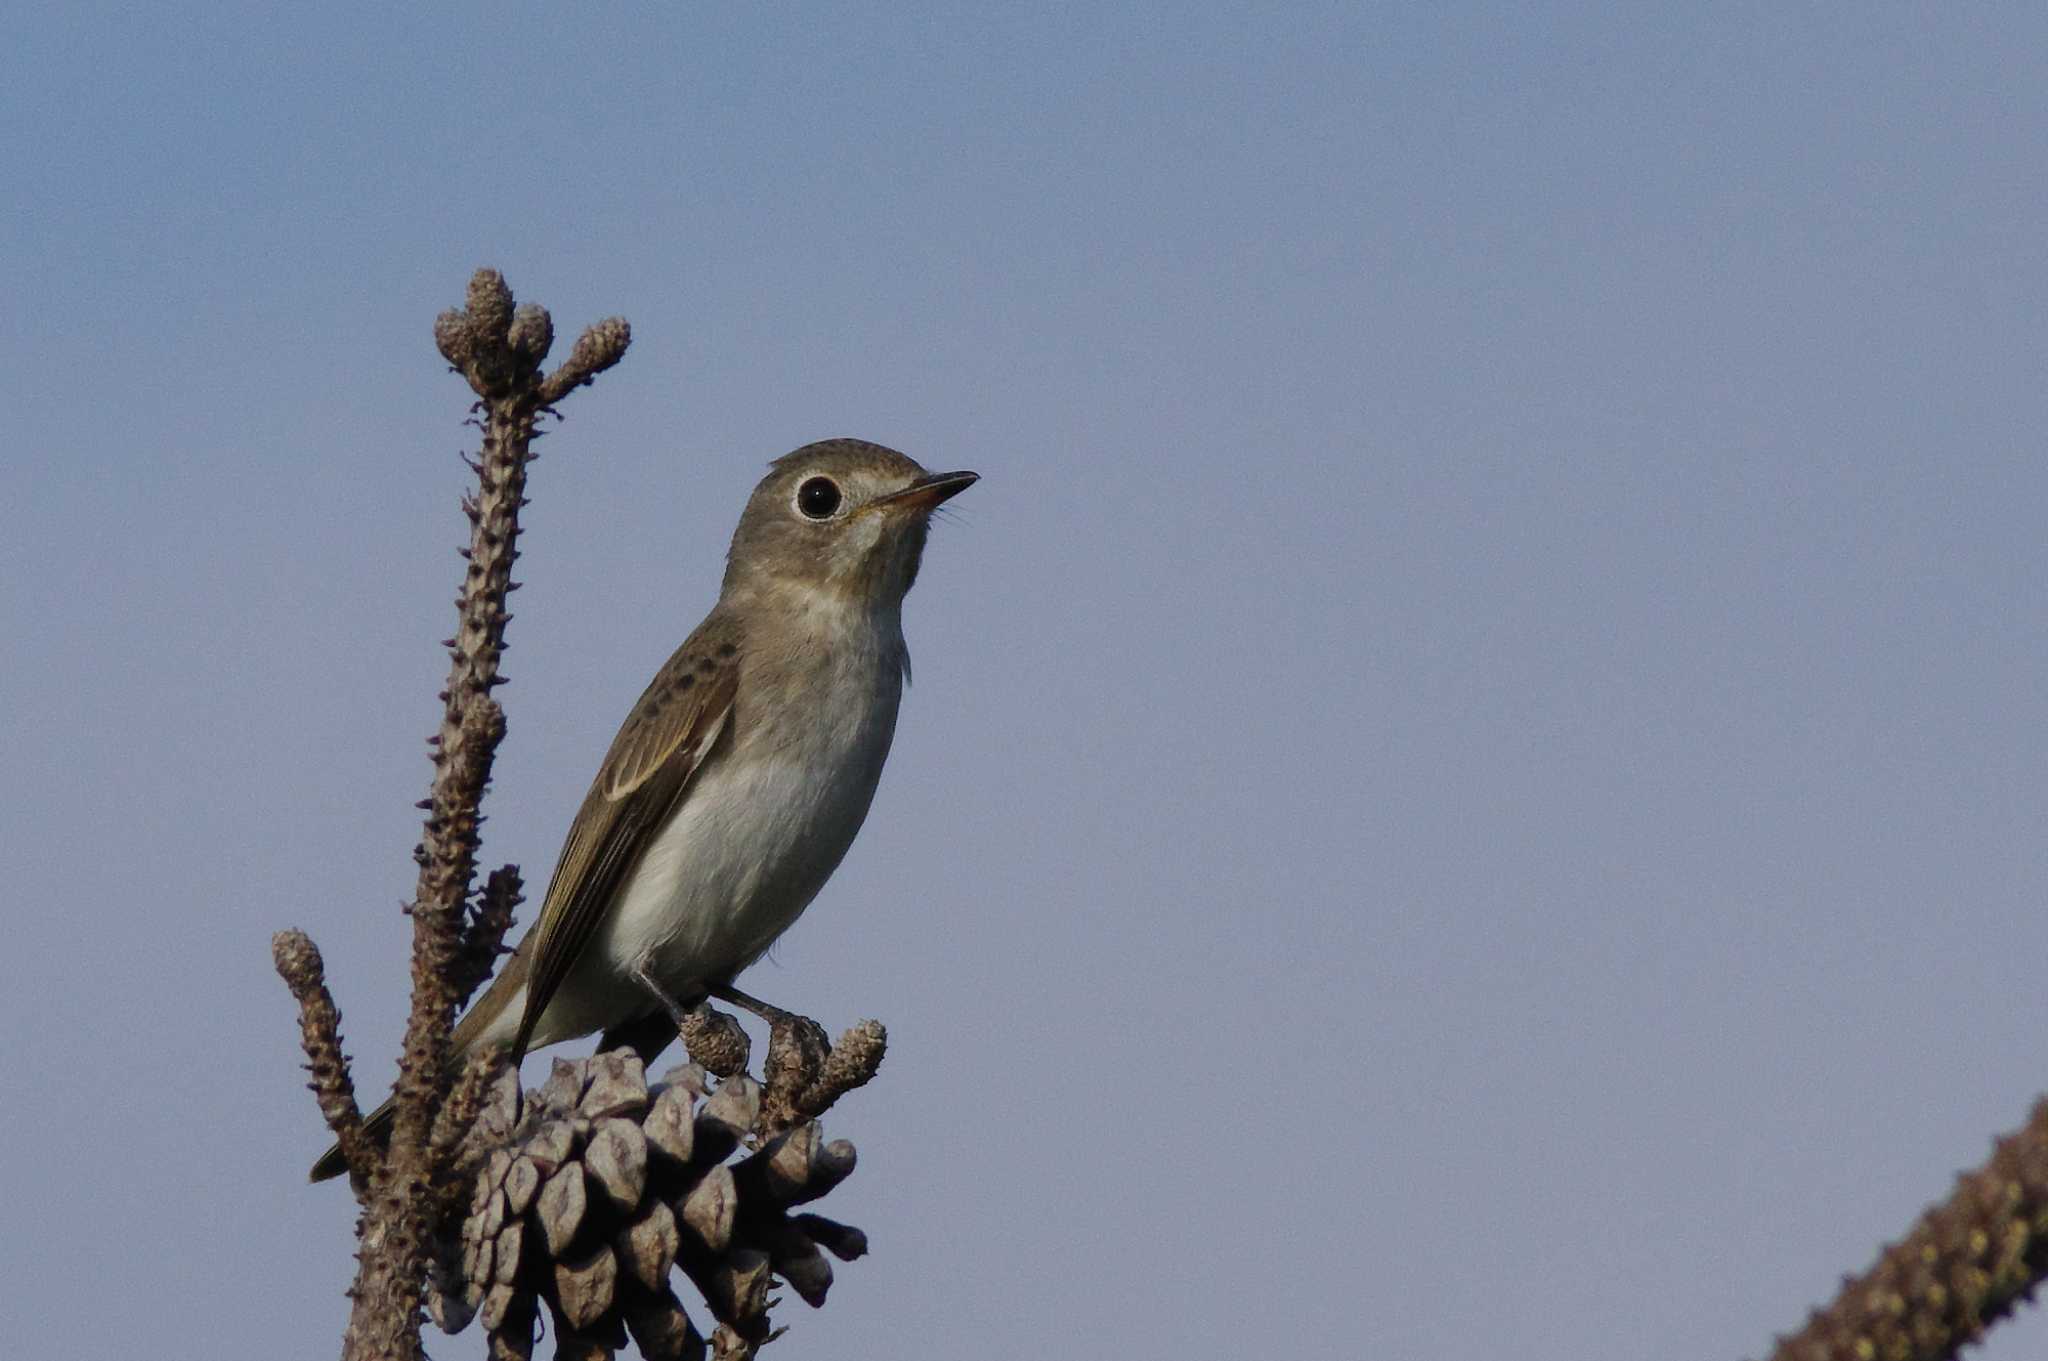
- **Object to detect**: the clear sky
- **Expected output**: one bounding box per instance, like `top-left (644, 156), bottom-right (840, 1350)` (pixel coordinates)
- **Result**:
top-left (4, 4), bottom-right (2045, 1357)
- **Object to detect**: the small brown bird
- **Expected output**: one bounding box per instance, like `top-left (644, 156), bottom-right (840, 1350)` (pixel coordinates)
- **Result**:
top-left (313, 438), bottom-right (975, 1180)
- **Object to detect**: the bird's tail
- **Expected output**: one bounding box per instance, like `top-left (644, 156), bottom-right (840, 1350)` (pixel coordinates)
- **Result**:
top-left (307, 950), bottom-right (529, 1183)
top-left (308, 1096), bottom-right (398, 1182)
top-left (305, 1003), bottom-right (684, 1182)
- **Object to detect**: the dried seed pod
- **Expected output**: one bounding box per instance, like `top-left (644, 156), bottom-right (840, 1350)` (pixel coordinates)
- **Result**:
top-left (696, 1248), bottom-right (773, 1326)
top-left (619, 1199), bottom-right (681, 1292)
top-left (538, 1057), bottom-right (589, 1114)
top-left (791, 1213), bottom-right (868, 1262)
top-left (553, 1244), bottom-right (619, 1330)
top-left (503, 1155), bottom-right (541, 1215)
top-left (549, 315), bottom-right (633, 395)
top-left (466, 267), bottom-right (515, 344)
top-left (472, 1064), bottom-right (524, 1147)
top-left (506, 304), bottom-right (554, 364)
top-left (537, 1163), bottom-right (589, 1256)
top-left (493, 1222), bottom-right (524, 1286)
top-left (644, 1083), bottom-right (697, 1164)
top-left (586, 1117), bottom-right (649, 1209)
top-left (658, 1062), bottom-right (711, 1099)
top-left (679, 1164), bottom-right (737, 1254)
top-left (624, 1288), bottom-right (707, 1361)
top-left (817, 1019), bottom-right (886, 1093)
top-left (479, 1281), bottom-right (521, 1332)
top-left (759, 1014), bottom-right (832, 1134)
top-left (680, 1006), bottom-right (750, 1078)
top-left (580, 1051), bottom-right (648, 1119)
top-left (446, 1008), bottom-right (875, 1358)
top-left (523, 1119), bottom-right (575, 1175)
top-left (430, 1254), bottom-right (479, 1334)
top-left (462, 1233), bottom-right (493, 1288)
top-left (475, 1184), bottom-right (508, 1239)
top-left (434, 307), bottom-right (478, 369)
top-left (694, 1076), bottom-right (760, 1165)
top-left (767, 1223), bottom-right (834, 1308)
top-left (760, 1122), bottom-right (822, 1203)
top-left (781, 1139), bottom-right (856, 1207)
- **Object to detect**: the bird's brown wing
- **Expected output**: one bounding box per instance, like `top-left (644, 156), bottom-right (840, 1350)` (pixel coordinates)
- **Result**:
top-left (509, 610), bottom-right (743, 1060)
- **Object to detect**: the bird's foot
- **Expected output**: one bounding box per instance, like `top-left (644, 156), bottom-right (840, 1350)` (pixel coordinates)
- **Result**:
top-left (677, 1002), bottom-right (751, 1078)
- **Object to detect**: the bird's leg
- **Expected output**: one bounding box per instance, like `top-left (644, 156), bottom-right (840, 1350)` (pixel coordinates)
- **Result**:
top-left (707, 981), bottom-right (802, 1029)
top-left (628, 963), bottom-right (753, 1078)
top-left (633, 960), bottom-right (698, 1028)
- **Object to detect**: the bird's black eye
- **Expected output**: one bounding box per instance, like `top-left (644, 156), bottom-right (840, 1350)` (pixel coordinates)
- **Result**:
top-left (796, 476), bottom-right (842, 520)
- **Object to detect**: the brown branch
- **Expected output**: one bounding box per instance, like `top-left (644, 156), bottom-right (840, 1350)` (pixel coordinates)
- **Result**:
top-left (274, 930), bottom-right (372, 1184)
top-left (1764, 1095), bottom-right (2048, 1360)
top-left (392, 691), bottom-right (507, 1160)
top-left (451, 863), bottom-right (524, 1007)
top-left (757, 1014), bottom-right (886, 1138)
top-left (280, 268), bottom-right (631, 1361)
top-left (540, 316), bottom-right (632, 404)
top-left (794, 1019), bottom-right (886, 1124)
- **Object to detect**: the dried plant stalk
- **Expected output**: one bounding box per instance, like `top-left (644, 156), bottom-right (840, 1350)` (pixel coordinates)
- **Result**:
top-left (1765, 1096), bottom-right (2048, 1361)
top-left (274, 931), bottom-right (370, 1183)
top-left (274, 269), bottom-right (628, 1361)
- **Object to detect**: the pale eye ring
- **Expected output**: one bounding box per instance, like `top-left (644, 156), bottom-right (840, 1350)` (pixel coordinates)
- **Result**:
top-left (795, 476), bottom-right (843, 520)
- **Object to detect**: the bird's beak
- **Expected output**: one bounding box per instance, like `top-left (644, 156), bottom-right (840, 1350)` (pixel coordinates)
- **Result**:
top-left (870, 469), bottom-right (979, 515)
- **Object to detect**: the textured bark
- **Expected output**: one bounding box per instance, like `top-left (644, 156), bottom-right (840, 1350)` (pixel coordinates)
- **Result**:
top-left (274, 933), bottom-right (371, 1183)
top-left (273, 269), bottom-right (628, 1361)
top-left (1763, 1096), bottom-right (2048, 1361)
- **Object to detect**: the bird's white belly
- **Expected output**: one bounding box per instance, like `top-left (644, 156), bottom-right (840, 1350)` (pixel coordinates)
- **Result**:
top-left (585, 720), bottom-right (892, 1007)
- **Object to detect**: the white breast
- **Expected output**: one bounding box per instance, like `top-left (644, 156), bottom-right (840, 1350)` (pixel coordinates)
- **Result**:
top-left (584, 596), bottom-right (906, 1008)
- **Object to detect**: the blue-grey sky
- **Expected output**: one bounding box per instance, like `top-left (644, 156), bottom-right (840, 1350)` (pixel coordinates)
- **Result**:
top-left (4, 4), bottom-right (2045, 1357)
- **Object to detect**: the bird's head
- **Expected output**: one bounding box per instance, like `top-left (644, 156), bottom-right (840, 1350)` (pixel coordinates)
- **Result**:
top-left (723, 438), bottom-right (977, 607)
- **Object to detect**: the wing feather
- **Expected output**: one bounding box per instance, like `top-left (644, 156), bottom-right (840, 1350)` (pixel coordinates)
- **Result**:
top-left (509, 612), bottom-right (743, 1060)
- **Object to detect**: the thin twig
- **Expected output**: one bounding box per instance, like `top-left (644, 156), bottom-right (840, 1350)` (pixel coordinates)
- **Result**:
top-left (451, 863), bottom-right (524, 1007)
top-left (273, 930), bottom-right (371, 1183)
